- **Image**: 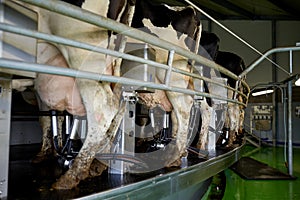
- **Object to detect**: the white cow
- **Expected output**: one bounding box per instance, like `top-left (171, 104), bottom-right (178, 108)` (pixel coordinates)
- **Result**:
top-left (12, 0), bottom-right (134, 189)
top-left (32, 43), bottom-right (86, 163)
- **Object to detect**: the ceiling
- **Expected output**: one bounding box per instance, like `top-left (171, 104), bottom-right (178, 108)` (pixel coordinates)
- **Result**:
top-left (152, 0), bottom-right (300, 20)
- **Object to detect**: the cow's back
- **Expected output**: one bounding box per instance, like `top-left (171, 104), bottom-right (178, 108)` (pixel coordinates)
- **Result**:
top-left (131, 0), bottom-right (201, 85)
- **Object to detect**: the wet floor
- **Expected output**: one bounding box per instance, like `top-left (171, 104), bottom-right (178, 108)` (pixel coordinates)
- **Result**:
top-left (7, 143), bottom-right (211, 200)
top-left (222, 146), bottom-right (300, 200)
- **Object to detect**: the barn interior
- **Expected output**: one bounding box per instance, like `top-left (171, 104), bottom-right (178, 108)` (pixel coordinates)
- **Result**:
top-left (1, 0), bottom-right (300, 199)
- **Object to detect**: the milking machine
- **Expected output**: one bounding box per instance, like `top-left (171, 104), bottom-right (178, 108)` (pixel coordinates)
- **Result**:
top-left (189, 64), bottom-right (228, 155)
top-left (109, 42), bottom-right (156, 174)
top-left (50, 110), bottom-right (87, 169)
top-left (148, 109), bottom-right (172, 150)
top-left (108, 42), bottom-right (173, 174)
top-left (109, 90), bottom-right (137, 174)
top-left (48, 43), bottom-right (173, 173)
top-left (212, 78), bottom-right (230, 148)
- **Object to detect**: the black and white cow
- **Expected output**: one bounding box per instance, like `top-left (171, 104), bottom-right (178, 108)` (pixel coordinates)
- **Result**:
top-left (13, 0), bottom-right (136, 189)
top-left (215, 51), bottom-right (246, 146)
top-left (191, 30), bottom-right (220, 151)
top-left (192, 31), bottom-right (246, 150)
top-left (15, 0), bottom-right (204, 189)
top-left (130, 0), bottom-right (202, 165)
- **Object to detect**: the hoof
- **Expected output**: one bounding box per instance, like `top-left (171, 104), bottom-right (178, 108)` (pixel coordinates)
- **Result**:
top-left (31, 151), bottom-right (54, 164)
top-left (166, 158), bottom-right (181, 168)
top-left (196, 144), bottom-right (205, 151)
top-left (52, 174), bottom-right (79, 190)
top-left (225, 143), bottom-right (238, 150)
top-left (89, 159), bottom-right (107, 177)
top-left (188, 146), bottom-right (209, 159)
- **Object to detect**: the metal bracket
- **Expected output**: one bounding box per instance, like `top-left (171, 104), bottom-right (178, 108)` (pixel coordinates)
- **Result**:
top-left (109, 91), bottom-right (137, 174)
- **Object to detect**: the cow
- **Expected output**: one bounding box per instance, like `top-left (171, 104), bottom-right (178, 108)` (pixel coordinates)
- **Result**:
top-left (199, 31), bottom-right (220, 61)
top-left (215, 51), bottom-right (246, 147)
top-left (12, 0), bottom-right (137, 189)
top-left (191, 31), bottom-right (220, 151)
top-left (130, 0), bottom-right (202, 165)
top-left (192, 31), bottom-right (246, 150)
top-left (13, 0), bottom-right (204, 189)
top-left (32, 43), bottom-right (86, 164)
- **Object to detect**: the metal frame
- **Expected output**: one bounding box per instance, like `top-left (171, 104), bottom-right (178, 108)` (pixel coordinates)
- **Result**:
top-left (242, 46), bottom-right (300, 176)
top-left (0, 0), bottom-right (249, 105)
top-left (0, 0), bottom-right (297, 198)
top-left (0, 0), bottom-right (252, 198)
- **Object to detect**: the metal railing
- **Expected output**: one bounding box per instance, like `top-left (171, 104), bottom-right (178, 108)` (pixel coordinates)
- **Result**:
top-left (0, 0), bottom-right (250, 106)
top-left (240, 46), bottom-right (300, 176)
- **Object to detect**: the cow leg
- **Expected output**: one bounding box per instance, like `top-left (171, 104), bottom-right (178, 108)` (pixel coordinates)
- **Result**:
top-left (237, 86), bottom-right (245, 138)
top-left (165, 92), bottom-right (193, 167)
top-left (219, 108), bottom-right (231, 146)
top-left (32, 114), bottom-right (65, 163)
top-left (155, 59), bottom-right (193, 167)
top-left (227, 103), bottom-right (240, 147)
top-left (32, 116), bottom-right (53, 163)
top-left (236, 107), bottom-right (245, 144)
top-left (52, 81), bottom-right (118, 189)
top-left (197, 99), bottom-right (212, 150)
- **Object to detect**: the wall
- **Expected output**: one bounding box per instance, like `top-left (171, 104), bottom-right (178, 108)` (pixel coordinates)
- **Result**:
top-left (202, 20), bottom-right (300, 87)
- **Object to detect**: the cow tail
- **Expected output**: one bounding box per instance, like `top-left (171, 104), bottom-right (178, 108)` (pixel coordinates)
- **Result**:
top-left (112, 1), bottom-right (137, 77)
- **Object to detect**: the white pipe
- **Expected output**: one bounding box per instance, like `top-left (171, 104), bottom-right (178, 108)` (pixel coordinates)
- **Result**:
top-left (0, 58), bottom-right (246, 106)
top-left (0, 23), bottom-right (248, 97)
top-left (240, 46), bottom-right (300, 78)
top-left (287, 51), bottom-right (293, 176)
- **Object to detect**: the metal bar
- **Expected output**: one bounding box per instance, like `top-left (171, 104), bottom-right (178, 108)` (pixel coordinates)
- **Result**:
top-left (0, 76), bottom-right (12, 200)
top-left (240, 46), bottom-right (300, 78)
top-left (0, 22), bottom-right (168, 72)
top-left (287, 50), bottom-right (293, 176)
top-left (0, 0), bottom-right (3, 58)
top-left (164, 50), bottom-right (174, 86)
top-left (271, 20), bottom-right (277, 147)
top-left (0, 23), bottom-right (248, 98)
top-left (0, 0), bottom-right (251, 106)
top-left (19, 0), bottom-right (240, 84)
top-left (0, 58), bottom-right (246, 107)
top-left (0, 21), bottom-right (248, 105)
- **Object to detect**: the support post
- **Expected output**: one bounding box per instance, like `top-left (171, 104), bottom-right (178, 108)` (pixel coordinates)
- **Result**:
top-left (0, 75), bottom-right (12, 199)
top-left (287, 50), bottom-right (293, 176)
top-left (272, 20), bottom-right (278, 147)
top-left (109, 91), bottom-right (136, 174)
